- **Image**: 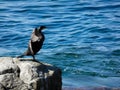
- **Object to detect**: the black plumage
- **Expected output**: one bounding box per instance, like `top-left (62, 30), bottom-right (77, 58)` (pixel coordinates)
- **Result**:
top-left (17, 26), bottom-right (46, 60)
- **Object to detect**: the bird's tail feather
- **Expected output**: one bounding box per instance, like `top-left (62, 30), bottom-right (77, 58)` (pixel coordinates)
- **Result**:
top-left (16, 54), bottom-right (24, 58)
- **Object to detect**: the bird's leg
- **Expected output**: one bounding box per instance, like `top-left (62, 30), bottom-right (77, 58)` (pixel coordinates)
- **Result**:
top-left (32, 55), bottom-right (40, 62)
top-left (32, 55), bottom-right (35, 60)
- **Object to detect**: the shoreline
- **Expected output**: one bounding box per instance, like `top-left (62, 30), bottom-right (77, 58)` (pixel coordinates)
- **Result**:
top-left (62, 87), bottom-right (120, 90)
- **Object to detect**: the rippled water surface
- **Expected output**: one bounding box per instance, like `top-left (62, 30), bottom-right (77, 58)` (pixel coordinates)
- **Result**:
top-left (0, 0), bottom-right (120, 88)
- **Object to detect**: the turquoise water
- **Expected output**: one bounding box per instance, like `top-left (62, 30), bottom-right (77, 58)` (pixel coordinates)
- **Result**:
top-left (0, 0), bottom-right (120, 87)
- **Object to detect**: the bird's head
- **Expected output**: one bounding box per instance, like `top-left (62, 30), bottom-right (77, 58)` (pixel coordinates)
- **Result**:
top-left (34, 26), bottom-right (46, 35)
top-left (38, 26), bottom-right (46, 31)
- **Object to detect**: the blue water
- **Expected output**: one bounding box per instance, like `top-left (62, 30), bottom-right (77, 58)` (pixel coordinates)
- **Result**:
top-left (0, 0), bottom-right (120, 88)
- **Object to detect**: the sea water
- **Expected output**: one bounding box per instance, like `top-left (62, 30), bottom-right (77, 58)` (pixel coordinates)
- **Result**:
top-left (0, 0), bottom-right (120, 87)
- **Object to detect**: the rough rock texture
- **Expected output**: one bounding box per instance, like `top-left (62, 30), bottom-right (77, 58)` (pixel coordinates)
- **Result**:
top-left (0, 57), bottom-right (62, 90)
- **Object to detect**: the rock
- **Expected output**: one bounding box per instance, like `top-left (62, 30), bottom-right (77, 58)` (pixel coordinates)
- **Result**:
top-left (0, 57), bottom-right (62, 90)
top-left (0, 83), bottom-right (6, 90)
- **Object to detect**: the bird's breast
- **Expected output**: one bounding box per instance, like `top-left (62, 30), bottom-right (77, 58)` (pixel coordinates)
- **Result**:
top-left (31, 35), bottom-right (39, 42)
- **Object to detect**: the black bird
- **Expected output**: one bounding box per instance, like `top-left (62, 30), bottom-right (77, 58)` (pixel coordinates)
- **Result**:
top-left (17, 26), bottom-right (46, 60)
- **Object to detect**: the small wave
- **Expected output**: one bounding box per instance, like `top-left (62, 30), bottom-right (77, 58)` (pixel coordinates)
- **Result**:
top-left (0, 48), bottom-right (11, 55)
top-left (73, 4), bottom-right (120, 11)
top-left (86, 27), bottom-right (111, 33)
top-left (112, 49), bottom-right (120, 56)
top-left (95, 46), bottom-right (108, 52)
top-left (63, 67), bottom-right (110, 78)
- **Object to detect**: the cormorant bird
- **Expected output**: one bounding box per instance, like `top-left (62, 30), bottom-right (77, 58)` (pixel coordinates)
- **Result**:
top-left (17, 26), bottom-right (46, 60)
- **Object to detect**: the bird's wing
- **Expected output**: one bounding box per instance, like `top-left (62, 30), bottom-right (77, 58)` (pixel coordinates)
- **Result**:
top-left (29, 40), bottom-right (34, 55)
top-left (31, 31), bottom-right (39, 42)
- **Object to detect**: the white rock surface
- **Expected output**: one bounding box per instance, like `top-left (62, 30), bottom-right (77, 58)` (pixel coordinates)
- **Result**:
top-left (0, 57), bottom-right (62, 90)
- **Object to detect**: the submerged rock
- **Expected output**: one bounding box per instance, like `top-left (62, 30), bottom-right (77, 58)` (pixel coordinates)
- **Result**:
top-left (0, 57), bottom-right (62, 90)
